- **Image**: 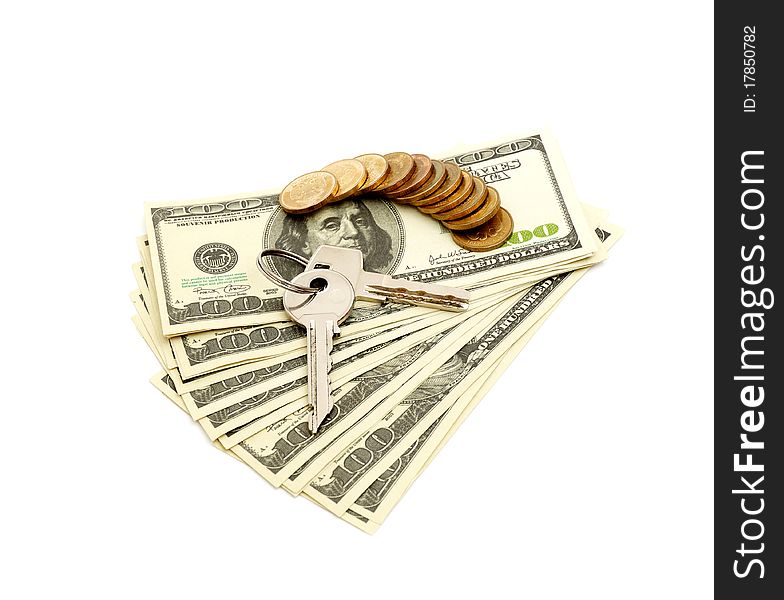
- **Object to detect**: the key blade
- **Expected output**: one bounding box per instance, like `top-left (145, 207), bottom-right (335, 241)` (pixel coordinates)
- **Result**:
top-left (366, 286), bottom-right (469, 311)
top-left (307, 318), bottom-right (336, 434)
top-left (362, 274), bottom-right (470, 312)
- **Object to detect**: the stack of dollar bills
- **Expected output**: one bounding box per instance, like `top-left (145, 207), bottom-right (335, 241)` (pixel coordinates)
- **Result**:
top-left (131, 131), bottom-right (622, 533)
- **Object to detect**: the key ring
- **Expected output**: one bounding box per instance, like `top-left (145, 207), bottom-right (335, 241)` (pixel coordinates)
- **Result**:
top-left (257, 249), bottom-right (322, 294)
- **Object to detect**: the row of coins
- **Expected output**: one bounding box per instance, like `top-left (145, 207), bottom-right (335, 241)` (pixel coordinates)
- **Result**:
top-left (278, 152), bottom-right (514, 251)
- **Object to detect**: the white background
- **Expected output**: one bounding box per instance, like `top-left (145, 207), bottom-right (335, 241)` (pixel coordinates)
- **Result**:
top-left (0, 1), bottom-right (713, 598)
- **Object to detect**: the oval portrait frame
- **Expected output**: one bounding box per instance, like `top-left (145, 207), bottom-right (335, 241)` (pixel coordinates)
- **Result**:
top-left (262, 197), bottom-right (405, 282)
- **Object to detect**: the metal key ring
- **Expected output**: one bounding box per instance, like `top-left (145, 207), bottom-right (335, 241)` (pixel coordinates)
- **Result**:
top-left (257, 249), bottom-right (322, 294)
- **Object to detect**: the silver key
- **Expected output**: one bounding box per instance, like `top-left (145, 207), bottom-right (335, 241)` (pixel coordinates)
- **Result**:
top-left (305, 245), bottom-right (470, 311)
top-left (283, 268), bottom-right (356, 433)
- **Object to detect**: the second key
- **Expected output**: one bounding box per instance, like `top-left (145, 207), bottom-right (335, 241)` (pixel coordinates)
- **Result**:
top-left (283, 268), bottom-right (356, 433)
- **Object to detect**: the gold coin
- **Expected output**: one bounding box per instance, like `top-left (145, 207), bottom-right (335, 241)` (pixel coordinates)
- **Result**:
top-left (321, 159), bottom-right (367, 201)
top-left (354, 154), bottom-right (390, 192)
top-left (408, 162), bottom-right (462, 206)
top-left (279, 171), bottom-right (339, 214)
top-left (418, 171), bottom-right (474, 214)
top-left (432, 176), bottom-right (487, 221)
top-left (395, 160), bottom-right (448, 203)
top-left (450, 205), bottom-right (513, 252)
top-left (386, 154), bottom-right (433, 199)
top-left (374, 152), bottom-right (416, 193)
top-left (442, 185), bottom-right (501, 231)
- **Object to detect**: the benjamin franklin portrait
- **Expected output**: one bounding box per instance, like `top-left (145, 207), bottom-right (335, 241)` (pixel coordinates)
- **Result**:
top-left (266, 198), bottom-right (403, 281)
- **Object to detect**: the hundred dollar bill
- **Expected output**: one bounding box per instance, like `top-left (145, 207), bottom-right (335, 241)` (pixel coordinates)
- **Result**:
top-left (133, 266), bottom-right (298, 380)
top-left (181, 307), bottom-right (460, 421)
top-left (198, 318), bottom-right (458, 442)
top-left (169, 273), bottom-right (544, 379)
top-left (137, 232), bottom-right (533, 378)
top-left (302, 225), bottom-right (621, 517)
top-left (277, 220), bottom-right (611, 494)
top-left (416, 225), bottom-right (620, 470)
top-left (231, 292), bottom-right (520, 488)
top-left (135, 248), bottom-right (453, 380)
top-left (171, 304), bottom-right (436, 380)
top-left (347, 225), bottom-right (621, 525)
top-left (350, 308), bottom-right (548, 525)
top-left (212, 284), bottom-right (528, 449)
top-left (198, 289), bottom-right (513, 444)
top-left (301, 271), bottom-right (586, 516)
top-left (137, 235), bottom-right (423, 373)
top-left (130, 278), bottom-right (302, 384)
top-left (155, 278), bottom-right (549, 393)
top-left (279, 294), bottom-right (540, 495)
top-left (145, 131), bottom-right (597, 336)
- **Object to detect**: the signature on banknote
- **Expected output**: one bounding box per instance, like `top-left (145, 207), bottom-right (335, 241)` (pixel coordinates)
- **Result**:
top-left (193, 284), bottom-right (251, 296)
